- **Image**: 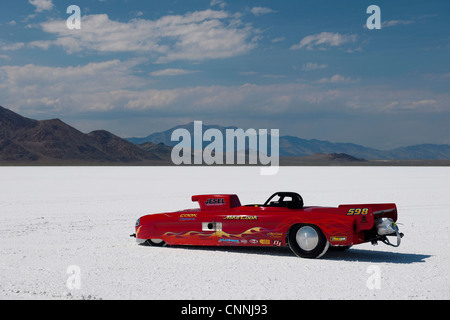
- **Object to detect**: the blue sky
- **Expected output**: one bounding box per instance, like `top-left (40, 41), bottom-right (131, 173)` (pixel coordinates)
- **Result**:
top-left (0, 0), bottom-right (449, 149)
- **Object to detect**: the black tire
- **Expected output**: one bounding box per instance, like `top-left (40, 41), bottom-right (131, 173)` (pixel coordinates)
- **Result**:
top-left (288, 224), bottom-right (329, 259)
top-left (146, 239), bottom-right (167, 247)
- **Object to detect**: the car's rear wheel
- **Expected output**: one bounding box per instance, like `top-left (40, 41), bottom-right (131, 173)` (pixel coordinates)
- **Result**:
top-left (146, 239), bottom-right (167, 247)
top-left (288, 224), bottom-right (329, 259)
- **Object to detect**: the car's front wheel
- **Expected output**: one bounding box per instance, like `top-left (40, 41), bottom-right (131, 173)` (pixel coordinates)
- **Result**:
top-left (288, 224), bottom-right (329, 259)
top-left (146, 239), bottom-right (167, 247)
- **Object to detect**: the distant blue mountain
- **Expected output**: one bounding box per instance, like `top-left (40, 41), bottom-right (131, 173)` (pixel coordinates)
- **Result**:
top-left (126, 122), bottom-right (450, 160)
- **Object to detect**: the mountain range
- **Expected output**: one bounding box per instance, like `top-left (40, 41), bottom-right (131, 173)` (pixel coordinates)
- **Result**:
top-left (1, 105), bottom-right (450, 165)
top-left (126, 122), bottom-right (450, 160)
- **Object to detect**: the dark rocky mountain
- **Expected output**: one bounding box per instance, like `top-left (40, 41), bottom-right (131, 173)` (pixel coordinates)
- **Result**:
top-left (137, 142), bottom-right (173, 158)
top-left (87, 130), bottom-right (166, 162)
top-left (0, 106), bottom-right (169, 164)
top-left (126, 122), bottom-right (450, 160)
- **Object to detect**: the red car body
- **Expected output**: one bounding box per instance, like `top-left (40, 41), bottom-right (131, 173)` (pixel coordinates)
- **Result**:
top-left (134, 192), bottom-right (403, 258)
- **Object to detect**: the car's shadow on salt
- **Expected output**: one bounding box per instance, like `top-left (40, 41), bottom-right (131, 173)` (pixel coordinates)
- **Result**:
top-left (167, 245), bottom-right (295, 258)
top-left (325, 248), bottom-right (432, 264)
top-left (165, 245), bottom-right (431, 264)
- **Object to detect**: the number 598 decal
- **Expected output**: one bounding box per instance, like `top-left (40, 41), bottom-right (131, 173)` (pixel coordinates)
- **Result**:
top-left (347, 208), bottom-right (369, 215)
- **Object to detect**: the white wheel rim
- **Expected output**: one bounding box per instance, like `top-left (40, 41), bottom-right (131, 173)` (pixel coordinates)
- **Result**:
top-left (151, 239), bottom-right (164, 244)
top-left (296, 226), bottom-right (319, 251)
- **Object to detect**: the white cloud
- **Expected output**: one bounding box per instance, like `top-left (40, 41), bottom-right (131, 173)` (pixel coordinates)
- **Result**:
top-left (37, 10), bottom-right (258, 63)
top-left (271, 37), bottom-right (285, 43)
top-left (301, 62), bottom-right (328, 71)
top-left (316, 74), bottom-right (359, 84)
top-left (291, 32), bottom-right (358, 51)
top-left (28, 40), bottom-right (52, 50)
top-left (250, 7), bottom-right (275, 16)
top-left (382, 20), bottom-right (414, 28)
top-left (0, 42), bottom-right (25, 51)
top-left (382, 99), bottom-right (441, 111)
top-left (410, 99), bottom-right (438, 108)
top-left (1, 61), bottom-right (447, 121)
top-left (150, 69), bottom-right (199, 77)
top-left (29, 0), bottom-right (53, 12)
top-left (210, 0), bottom-right (226, 10)
top-left (0, 59), bottom-right (145, 112)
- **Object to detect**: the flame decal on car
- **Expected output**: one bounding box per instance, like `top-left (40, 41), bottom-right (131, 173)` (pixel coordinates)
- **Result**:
top-left (163, 227), bottom-right (270, 242)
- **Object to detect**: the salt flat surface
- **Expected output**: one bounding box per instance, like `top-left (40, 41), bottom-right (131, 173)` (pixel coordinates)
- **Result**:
top-left (0, 166), bottom-right (449, 300)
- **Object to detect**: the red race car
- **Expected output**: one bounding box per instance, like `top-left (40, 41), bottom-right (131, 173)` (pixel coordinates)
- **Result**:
top-left (132, 192), bottom-right (403, 259)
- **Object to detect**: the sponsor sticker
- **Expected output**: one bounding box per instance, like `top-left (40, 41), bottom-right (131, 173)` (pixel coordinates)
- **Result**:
top-left (179, 213), bottom-right (197, 221)
top-left (267, 232), bottom-right (283, 238)
top-left (223, 215), bottom-right (258, 220)
top-left (219, 238), bottom-right (239, 244)
top-left (205, 198), bottom-right (225, 206)
top-left (330, 236), bottom-right (347, 242)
